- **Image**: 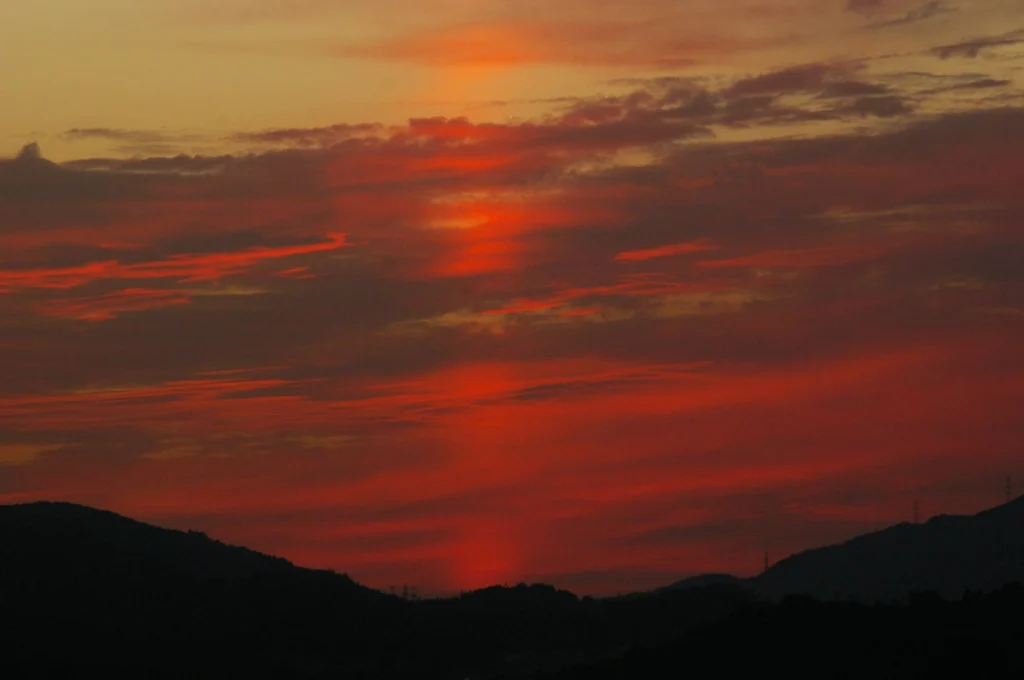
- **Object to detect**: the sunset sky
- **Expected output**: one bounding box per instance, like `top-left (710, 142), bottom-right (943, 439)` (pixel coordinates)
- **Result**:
top-left (2, 0), bottom-right (1023, 595)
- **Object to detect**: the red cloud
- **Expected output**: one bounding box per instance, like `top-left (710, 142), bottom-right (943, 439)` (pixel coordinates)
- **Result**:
top-left (2, 75), bottom-right (1024, 596)
top-left (614, 238), bottom-right (720, 262)
top-left (35, 288), bottom-right (193, 321)
top-left (0, 234), bottom-right (347, 293)
top-left (9, 336), bottom-right (1021, 594)
top-left (696, 242), bottom-right (907, 270)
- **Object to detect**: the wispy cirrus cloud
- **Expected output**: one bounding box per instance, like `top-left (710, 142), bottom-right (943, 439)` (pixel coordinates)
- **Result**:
top-left (34, 288), bottom-right (195, 321)
top-left (614, 239), bottom-right (720, 262)
top-left (866, 1), bottom-right (956, 29)
top-left (929, 29), bottom-right (1024, 59)
top-left (0, 234), bottom-right (348, 292)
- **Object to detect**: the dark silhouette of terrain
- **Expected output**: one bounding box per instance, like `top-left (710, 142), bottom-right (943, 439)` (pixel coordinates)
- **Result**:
top-left (1, 501), bottom-right (358, 583)
top-left (752, 495), bottom-right (1024, 601)
top-left (651, 572), bottom-right (744, 594)
top-left (0, 502), bottom-right (751, 678)
top-left (1, 497), bottom-right (1022, 678)
top-left (522, 586), bottom-right (1024, 679)
top-left (648, 496), bottom-right (1024, 603)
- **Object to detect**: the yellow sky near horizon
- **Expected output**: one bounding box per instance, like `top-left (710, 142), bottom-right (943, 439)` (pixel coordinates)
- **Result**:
top-left (4, 0), bottom-right (1021, 161)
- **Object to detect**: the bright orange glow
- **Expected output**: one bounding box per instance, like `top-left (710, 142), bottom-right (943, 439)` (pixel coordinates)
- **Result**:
top-left (452, 522), bottom-right (520, 590)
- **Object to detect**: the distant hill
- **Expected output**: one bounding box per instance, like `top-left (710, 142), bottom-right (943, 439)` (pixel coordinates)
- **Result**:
top-left (2, 501), bottom-right (289, 578)
top-left (3, 497), bottom-right (1022, 677)
top-left (454, 582), bottom-right (582, 610)
top-left (752, 495), bottom-right (1024, 602)
top-left (529, 585), bottom-right (1024, 679)
top-left (0, 501), bottom-right (752, 678)
top-left (0, 501), bottom-right (379, 592)
top-left (0, 502), bottom-right (409, 678)
top-left (654, 573), bottom-right (745, 593)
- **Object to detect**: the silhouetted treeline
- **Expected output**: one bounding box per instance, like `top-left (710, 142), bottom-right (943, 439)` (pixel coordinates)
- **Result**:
top-left (1, 567), bottom-right (754, 678)
top-left (521, 585), bottom-right (1024, 680)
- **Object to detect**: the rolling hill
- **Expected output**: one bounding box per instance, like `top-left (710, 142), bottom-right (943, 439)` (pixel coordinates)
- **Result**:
top-left (752, 495), bottom-right (1024, 601)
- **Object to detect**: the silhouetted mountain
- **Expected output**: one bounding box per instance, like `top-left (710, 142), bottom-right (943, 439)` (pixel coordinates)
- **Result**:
top-left (0, 501), bottom-right (752, 679)
top-left (2, 501), bottom-right (289, 578)
top-left (0, 502), bottom-right (405, 678)
top-left (0, 501), bottom-right (389, 598)
top-left (654, 572), bottom-right (745, 593)
top-left (454, 583), bottom-right (581, 610)
top-left (753, 495), bottom-right (1024, 601)
top-left (4, 498), bottom-right (1022, 678)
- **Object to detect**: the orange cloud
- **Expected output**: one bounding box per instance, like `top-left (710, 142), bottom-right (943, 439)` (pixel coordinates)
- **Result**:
top-left (339, 20), bottom-right (693, 69)
top-left (335, 11), bottom-right (797, 70)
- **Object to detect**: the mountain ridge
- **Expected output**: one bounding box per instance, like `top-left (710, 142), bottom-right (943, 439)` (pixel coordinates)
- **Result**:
top-left (751, 494), bottom-right (1024, 601)
top-left (2, 497), bottom-right (1023, 678)
top-left (4, 495), bottom-right (1024, 601)
top-left (645, 495), bottom-right (1024, 602)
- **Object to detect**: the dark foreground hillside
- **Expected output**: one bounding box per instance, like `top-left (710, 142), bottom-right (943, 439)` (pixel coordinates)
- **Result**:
top-left (0, 502), bottom-right (752, 679)
top-left (2, 500), bottom-right (1024, 679)
top-left (526, 586), bottom-right (1024, 680)
top-left (752, 495), bottom-right (1024, 601)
